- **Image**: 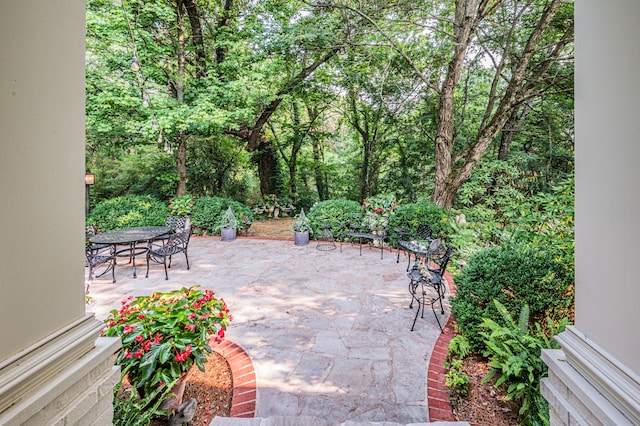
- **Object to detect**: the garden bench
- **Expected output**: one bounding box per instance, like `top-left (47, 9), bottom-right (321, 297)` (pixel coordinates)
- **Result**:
top-left (340, 213), bottom-right (390, 259)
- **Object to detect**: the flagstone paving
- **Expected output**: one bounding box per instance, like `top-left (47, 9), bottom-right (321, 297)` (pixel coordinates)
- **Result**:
top-left (87, 232), bottom-right (451, 424)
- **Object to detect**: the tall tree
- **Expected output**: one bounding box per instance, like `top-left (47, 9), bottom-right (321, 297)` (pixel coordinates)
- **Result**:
top-left (314, 0), bottom-right (574, 209)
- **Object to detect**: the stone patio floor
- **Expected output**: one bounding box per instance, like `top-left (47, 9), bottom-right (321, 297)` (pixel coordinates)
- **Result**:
top-left (86, 234), bottom-right (452, 424)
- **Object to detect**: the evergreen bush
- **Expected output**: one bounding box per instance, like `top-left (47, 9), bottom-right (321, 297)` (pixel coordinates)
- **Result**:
top-left (191, 196), bottom-right (252, 235)
top-left (389, 199), bottom-right (453, 246)
top-left (451, 242), bottom-right (574, 352)
top-left (87, 195), bottom-right (166, 231)
top-left (307, 199), bottom-right (361, 241)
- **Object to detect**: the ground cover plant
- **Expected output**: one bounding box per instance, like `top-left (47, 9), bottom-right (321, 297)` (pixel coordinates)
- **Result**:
top-left (480, 301), bottom-right (569, 425)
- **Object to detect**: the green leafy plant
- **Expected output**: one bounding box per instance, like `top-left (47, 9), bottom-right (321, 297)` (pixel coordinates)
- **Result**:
top-left (102, 286), bottom-right (231, 396)
top-left (112, 366), bottom-right (175, 426)
top-left (448, 335), bottom-right (472, 360)
top-left (481, 300), bottom-right (570, 425)
top-left (362, 194), bottom-right (397, 216)
top-left (220, 206), bottom-right (238, 230)
top-left (87, 195), bottom-right (166, 231)
top-left (168, 194), bottom-right (195, 217)
top-left (451, 242), bottom-right (574, 352)
top-left (292, 208), bottom-right (311, 233)
top-left (307, 199), bottom-right (362, 241)
top-left (190, 196), bottom-right (252, 235)
top-left (444, 334), bottom-right (471, 403)
top-left (445, 358), bottom-right (469, 402)
top-left (389, 199), bottom-right (453, 246)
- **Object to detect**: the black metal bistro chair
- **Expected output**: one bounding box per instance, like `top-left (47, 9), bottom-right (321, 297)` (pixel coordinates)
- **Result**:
top-left (155, 216), bottom-right (191, 243)
top-left (85, 243), bottom-right (116, 293)
top-left (408, 247), bottom-right (454, 333)
top-left (146, 228), bottom-right (191, 280)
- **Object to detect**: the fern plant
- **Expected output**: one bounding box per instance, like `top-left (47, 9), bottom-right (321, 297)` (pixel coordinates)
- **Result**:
top-left (480, 300), bottom-right (569, 426)
top-left (444, 334), bottom-right (471, 402)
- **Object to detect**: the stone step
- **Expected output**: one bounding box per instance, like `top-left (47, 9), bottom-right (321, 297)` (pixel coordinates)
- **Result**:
top-left (210, 415), bottom-right (469, 426)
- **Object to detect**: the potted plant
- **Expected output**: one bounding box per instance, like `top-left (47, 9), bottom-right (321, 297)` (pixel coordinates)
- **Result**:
top-left (220, 206), bottom-right (238, 241)
top-left (102, 286), bottom-right (231, 411)
top-left (292, 208), bottom-right (311, 246)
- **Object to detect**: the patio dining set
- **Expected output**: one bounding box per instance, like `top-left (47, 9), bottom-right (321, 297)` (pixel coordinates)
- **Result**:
top-left (85, 215), bottom-right (192, 288)
top-left (86, 214), bottom-right (452, 333)
top-left (338, 215), bottom-right (453, 333)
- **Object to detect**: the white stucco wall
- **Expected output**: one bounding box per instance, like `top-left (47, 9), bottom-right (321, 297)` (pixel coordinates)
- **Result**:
top-left (575, 0), bottom-right (640, 374)
top-left (0, 1), bottom-right (86, 362)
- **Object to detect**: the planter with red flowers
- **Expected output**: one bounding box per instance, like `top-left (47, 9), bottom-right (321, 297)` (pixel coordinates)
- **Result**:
top-left (103, 286), bottom-right (232, 409)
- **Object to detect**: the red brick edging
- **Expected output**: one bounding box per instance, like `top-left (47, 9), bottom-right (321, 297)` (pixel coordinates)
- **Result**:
top-left (210, 339), bottom-right (257, 418)
top-left (426, 269), bottom-right (457, 421)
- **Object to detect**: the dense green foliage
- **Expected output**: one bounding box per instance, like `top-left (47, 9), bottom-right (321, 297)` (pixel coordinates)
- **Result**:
top-left (481, 300), bottom-right (569, 425)
top-left (85, 0), bottom-right (574, 212)
top-left (452, 243), bottom-right (574, 352)
top-left (113, 368), bottom-right (174, 426)
top-left (445, 335), bottom-right (472, 402)
top-left (190, 197), bottom-right (252, 236)
top-left (307, 199), bottom-right (362, 241)
top-left (389, 200), bottom-right (453, 245)
top-left (87, 195), bottom-right (166, 231)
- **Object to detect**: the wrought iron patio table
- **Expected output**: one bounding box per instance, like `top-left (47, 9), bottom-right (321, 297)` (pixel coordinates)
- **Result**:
top-left (89, 226), bottom-right (171, 278)
top-left (398, 238), bottom-right (438, 271)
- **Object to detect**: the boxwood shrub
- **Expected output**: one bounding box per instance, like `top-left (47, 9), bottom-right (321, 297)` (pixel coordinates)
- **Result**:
top-left (87, 195), bottom-right (166, 231)
top-left (389, 199), bottom-right (453, 246)
top-left (451, 242), bottom-right (574, 352)
top-left (307, 199), bottom-right (362, 241)
top-left (191, 196), bottom-right (253, 235)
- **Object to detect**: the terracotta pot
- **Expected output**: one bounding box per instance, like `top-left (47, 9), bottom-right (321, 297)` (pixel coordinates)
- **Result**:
top-left (159, 372), bottom-right (189, 411)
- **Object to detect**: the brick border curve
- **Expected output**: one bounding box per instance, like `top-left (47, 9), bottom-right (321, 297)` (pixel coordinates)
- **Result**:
top-left (426, 269), bottom-right (457, 421)
top-left (210, 339), bottom-right (257, 418)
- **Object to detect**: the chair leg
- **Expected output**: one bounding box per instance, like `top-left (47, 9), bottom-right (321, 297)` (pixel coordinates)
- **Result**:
top-left (145, 253), bottom-right (150, 278)
top-left (184, 250), bottom-right (190, 270)
top-left (111, 259), bottom-right (116, 283)
top-left (163, 254), bottom-right (169, 280)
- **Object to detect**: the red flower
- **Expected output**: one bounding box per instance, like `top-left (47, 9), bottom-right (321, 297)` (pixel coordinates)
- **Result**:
top-left (124, 352), bottom-right (133, 359)
top-left (137, 314), bottom-right (145, 319)
top-left (185, 324), bottom-right (196, 331)
top-left (135, 335), bottom-right (144, 342)
top-left (134, 349), bottom-right (144, 359)
top-left (123, 325), bottom-right (136, 335)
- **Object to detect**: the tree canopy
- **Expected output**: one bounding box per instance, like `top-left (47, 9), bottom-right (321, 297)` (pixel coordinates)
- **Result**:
top-left (86, 0), bottom-right (574, 210)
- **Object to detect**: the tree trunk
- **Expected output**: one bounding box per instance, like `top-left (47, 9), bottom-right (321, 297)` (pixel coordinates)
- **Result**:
top-left (176, 132), bottom-right (187, 196)
top-left (215, 0), bottom-right (233, 65)
top-left (432, 0), bottom-right (567, 210)
top-left (498, 103), bottom-right (531, 160)
top-left (174, 1), bottom-right (187, 196)
top-left (312, 138), bottom-right (328, 200)
top-left (431, 0), bottom-right (480, 209)
top-left (258, 143), bottom-right (276, 196)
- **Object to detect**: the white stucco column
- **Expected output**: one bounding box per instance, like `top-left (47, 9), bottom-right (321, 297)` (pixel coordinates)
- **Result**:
top-left (0, 2), bottom-right (120, 424)
top-left (541, 1), bottom-right (640, 423)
